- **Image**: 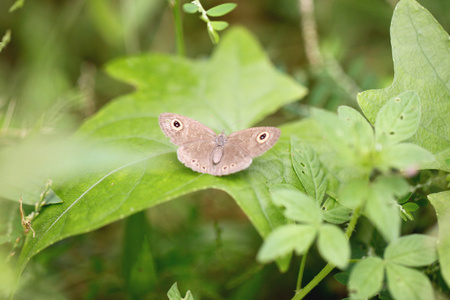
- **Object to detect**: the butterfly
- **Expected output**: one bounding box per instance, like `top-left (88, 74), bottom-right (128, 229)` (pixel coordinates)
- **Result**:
top-left (159, 113), bottom-right (281, 176)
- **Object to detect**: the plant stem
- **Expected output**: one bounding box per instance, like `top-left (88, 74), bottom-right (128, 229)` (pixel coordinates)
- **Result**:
top-left (296, 250), bottom-right (308, 291)
top-left (292, 206), bottom-right (362, 300)
top-left (172, 0), bottom-right (185, 56)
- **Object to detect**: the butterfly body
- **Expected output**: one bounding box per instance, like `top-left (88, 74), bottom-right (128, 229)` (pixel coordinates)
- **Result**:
top-left (159, 113), bottom-right (280, 176)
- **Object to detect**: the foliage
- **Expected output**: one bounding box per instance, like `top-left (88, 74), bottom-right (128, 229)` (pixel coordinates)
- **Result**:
top-left (0, 0), bottom-right (449, 299)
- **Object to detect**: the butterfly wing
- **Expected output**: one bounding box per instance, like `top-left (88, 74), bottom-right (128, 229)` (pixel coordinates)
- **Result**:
top-left (159, 113), bottom-right (217, 146)
top-left (159, 113), bottom-right (218, 174)
top-left (210, 127), bottom-right (281, 176)
top-left (227, 127), bottom-right (281, 157)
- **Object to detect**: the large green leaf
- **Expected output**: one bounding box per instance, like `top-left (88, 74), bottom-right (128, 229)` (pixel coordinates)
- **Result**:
top-left (15, 27), bottom-right (307, 279)
top-left (358, 0), bottom-right (450, 171)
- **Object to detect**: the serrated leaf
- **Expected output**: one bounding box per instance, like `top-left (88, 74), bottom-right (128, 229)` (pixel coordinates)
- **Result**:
top-left (428, 191), bottom-right (450, 286)
top-left (15, 27), bottom-right (307, 281)
top-left (375, 91), bottom-right (421, 147)
top-left (349, 256), bottom-right (384, 299)
top-left (317, 224), bottom-right (350, 269)
top-left (182, 3), bottom-right (198, 14)
top-left (291, 138), bottom-right (327, 203)
top-left (211, 21), bottom-right (228, 31)
top-left (386, 263), bottom-right (434, 300)
top-left (257, 224), bottom-right (317, 262)
top-left (206, 3), bottom-right (237, 17)
top-left (271, 189), bottom-right (322, 224)
top-left (385, 234), bottom-right (437, 267)
top-left (358, 0), bottom-right (450, 171)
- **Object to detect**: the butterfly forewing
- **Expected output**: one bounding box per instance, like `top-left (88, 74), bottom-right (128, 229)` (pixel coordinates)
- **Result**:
top-left (227, 127), bottom-right (281, 158)
top-left (159, 113), bottom-right (217, 146)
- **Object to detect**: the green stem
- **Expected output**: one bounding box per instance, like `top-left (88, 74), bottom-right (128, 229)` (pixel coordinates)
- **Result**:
top-left (292, 206), bottom-right (362, 300)
top-left (172, 0), bottom-right (185, 56)
top-left (296, 250), bottom-right (308, 291)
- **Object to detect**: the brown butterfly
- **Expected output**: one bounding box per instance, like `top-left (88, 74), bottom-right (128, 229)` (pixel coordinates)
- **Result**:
top-left (159, 113), bottom-right (281, 176)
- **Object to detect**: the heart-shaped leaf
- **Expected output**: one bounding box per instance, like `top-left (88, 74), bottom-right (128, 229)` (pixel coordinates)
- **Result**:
top-left (358, 0), bottom-right (450, 171)
top-left (15, 27), bottom-right (307, 279)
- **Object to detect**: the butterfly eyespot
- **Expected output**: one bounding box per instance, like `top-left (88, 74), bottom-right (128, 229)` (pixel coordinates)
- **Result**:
top-left (191, 159), bottom-right (197, 163)
top-left (230, 163), bottom-right (236, 168)
top-left (171, 119), bottom-right (183, 131)
top-left (222, 166), bottom-right (228, 170)
top-left (257, 131), bottom-right (270, 144)
top-left (202, 165), bottom-right (207, 170)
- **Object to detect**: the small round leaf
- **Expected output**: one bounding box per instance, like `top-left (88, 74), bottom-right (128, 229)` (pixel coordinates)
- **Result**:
top-left (206, 3), bottom-right (237, 17)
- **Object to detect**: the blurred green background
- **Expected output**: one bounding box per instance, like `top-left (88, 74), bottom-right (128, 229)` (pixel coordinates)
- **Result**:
top-left (0, 0), bottom-right (449, 299)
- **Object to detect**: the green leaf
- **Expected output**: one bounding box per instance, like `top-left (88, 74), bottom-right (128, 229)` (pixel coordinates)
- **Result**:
top-left (123, 213), bottom-right (157, 296)
top-left (168, 282), bottom-right (194, 300)
top-left (206, 3), bottom-right (237, 17)
top-left (386, 263), bottom-right (434, 300)
top-left (317, 224), bottom-right (350, 269)
top-left (348, 256), bottom-right (384, 299)
top-left (257, 224), bottom-right (317, 262)
top-left (271, 189), bottom-right (322, 225)
top-left (381, 143), bottom-right (435, 171)
top-left (321, 197), bottom-right (352, 224)
top-left (311, 108), bottom-right (371, 181)
top-left (9, 0), bottom-right (24, 12)
top-left (384, 234), bottom-right (437, 267)
top-left (290, 138), bottom-right (327, 203)
top-left (428, 191), bottom-right (450, 286)
top-left (338, 106), bottom-right (375, 156)
top-left (0, 30), bottom-right (11, 54)
top-left (15, 27), bottom-right (307, 280)
top-left (375, 91), bottom-right (421, 147)
top-left (207, 25), bottom-right (220, 44)
top-left (182, 3), bottom-right (198, 14)
top-left (402, 202), bottom-right (418, 212)
top-left (364, 177), bottom-right (404, 243)
top-left (168, 282), bottom-right (181, 300)
top-left (338, 179), bottom-right (370, 209)
top-left (210, 21), bottom-right (229, 31)
top-left (358, 0), bottom-right (450, 172)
